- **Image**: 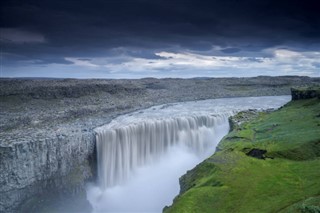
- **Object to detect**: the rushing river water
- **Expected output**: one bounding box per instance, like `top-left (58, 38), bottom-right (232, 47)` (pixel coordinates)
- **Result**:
top-left (87, 96), bottom-right (291, 212)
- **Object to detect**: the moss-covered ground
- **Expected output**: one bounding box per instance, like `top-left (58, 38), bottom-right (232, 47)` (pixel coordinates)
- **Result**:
top-left (165, 98), bottom-right (320, 213)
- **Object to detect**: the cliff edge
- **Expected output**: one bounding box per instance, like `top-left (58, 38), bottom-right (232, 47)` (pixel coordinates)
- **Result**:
top-left (291, 87), bottom-right (320, 100)
top-left (165, 87), bottom-right (320, 213)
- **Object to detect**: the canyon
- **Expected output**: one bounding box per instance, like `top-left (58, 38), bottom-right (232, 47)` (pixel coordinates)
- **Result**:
top-left (0, 76), bottom-right (319, 212)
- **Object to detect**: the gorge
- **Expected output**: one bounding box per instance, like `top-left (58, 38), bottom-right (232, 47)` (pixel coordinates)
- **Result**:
top-left (0, 77), bottom-right (319, 212)
top-left (88, 96), bottom-right (290, 212)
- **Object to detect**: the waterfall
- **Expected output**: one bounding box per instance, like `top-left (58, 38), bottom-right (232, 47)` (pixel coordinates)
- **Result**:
top-left (89, 96), bottom-right (291, 212)
top-left (95, 114), bottom-right (230, 189)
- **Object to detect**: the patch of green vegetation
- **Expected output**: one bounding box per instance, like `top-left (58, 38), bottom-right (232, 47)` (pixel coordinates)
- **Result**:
top-left (179, 162), bottom-right (221, 194)
top-left (165, 97), bottom-right (320, 213)
top-left (279, 196), bottom-right (320, 213)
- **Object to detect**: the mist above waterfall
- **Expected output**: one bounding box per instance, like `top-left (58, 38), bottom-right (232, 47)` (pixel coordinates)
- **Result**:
top-left (87, 96), bottom-right (291, 212)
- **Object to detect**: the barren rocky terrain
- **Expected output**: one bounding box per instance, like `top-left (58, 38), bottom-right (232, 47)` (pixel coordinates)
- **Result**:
top-left (1, 76), bottom-right (319, 141)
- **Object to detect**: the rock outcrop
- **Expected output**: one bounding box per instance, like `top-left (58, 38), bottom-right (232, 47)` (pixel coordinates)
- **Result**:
top-left (0, 131), bottom-right (95, 212)
top-left (291, 87), bottom-right (320, 100)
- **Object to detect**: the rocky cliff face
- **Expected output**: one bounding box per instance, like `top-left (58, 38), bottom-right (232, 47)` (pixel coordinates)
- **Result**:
top-left (0, 130), bottom-right (95, 212)
top-left (0, 76), bottom-right (319, 212)
top-left (291, 87), bottom-right (320, 100)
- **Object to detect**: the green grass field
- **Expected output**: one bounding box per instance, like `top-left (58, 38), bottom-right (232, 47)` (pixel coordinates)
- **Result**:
top-left (165, 98), bottom-right (320, 213)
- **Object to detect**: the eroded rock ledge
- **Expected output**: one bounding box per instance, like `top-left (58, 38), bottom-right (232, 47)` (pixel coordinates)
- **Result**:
top-left (291, 87), bottom-right (320, 100)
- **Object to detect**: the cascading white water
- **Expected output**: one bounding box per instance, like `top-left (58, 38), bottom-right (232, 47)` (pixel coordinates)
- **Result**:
top-left (87, 96), bottom-right (291, 212)
top-left (95, 114), bottom-right (230, 188)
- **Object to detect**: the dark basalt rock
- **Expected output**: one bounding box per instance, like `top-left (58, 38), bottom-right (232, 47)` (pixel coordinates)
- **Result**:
top-left (291, 87), bottom-right (320, 100)
top-left (246, 149), bottom-right (267, 159)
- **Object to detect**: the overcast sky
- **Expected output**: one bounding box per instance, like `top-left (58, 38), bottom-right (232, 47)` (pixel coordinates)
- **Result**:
top-left (1, 0), bottom-right (319, 78)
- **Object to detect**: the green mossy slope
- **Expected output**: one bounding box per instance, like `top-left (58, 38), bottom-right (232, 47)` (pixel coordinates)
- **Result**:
top-left (165, 98), bottom-right (320, 213)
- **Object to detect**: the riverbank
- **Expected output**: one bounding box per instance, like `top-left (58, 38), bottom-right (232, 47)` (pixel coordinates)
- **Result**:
top-left (165, 88), bottom-right (320, 213)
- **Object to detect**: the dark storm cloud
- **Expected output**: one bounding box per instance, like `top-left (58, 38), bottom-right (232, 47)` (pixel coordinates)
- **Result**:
top-left (1, 0), bottom-right (319, 74)
top-left (220, 48), bottom-right (241, 54)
